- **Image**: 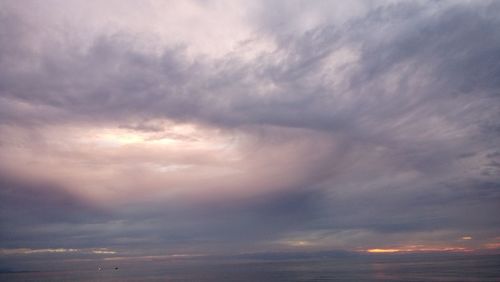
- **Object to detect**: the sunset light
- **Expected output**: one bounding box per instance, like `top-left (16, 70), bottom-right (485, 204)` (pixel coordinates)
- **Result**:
top-left (367, 249), bottom-right (400, 253)
top-left (366, 246), bottom-right (474, 254)
top-left (0, 0), bottom-right (499, 280)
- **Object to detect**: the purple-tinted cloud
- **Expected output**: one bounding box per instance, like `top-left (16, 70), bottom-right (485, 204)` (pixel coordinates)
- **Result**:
top-left (0, 0), bottom-right (499, 265)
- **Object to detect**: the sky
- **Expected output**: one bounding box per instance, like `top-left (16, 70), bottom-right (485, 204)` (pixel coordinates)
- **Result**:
top-left (0, 0), bottom-right (499, 266)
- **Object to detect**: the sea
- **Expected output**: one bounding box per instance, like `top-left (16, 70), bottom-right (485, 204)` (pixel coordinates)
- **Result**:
top-left (1, 253), bottom-right (499, 281)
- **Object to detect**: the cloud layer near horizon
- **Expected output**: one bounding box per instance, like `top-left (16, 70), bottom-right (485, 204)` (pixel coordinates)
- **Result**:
top-left (1, 0), bottom-right (499, 261)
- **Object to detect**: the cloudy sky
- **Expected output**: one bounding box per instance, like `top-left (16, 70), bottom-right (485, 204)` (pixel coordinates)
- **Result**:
top-left (1, 0), bottom-right (499, 265)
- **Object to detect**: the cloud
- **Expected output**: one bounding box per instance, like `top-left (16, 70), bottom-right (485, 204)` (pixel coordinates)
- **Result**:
top-left (0, 0), bottom-right (499, 262)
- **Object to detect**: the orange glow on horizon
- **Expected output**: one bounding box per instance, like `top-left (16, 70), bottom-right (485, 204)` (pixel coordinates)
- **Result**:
top-left (365, 246), bottom-right (473, 254)
top-left (484, 242), bottom-right (500, 249)
top-left (367, 249), bottom-right (400, 253)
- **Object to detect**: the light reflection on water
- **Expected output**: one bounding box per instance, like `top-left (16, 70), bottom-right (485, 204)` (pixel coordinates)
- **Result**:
top-left (1, 254), bottom-right (499, 281)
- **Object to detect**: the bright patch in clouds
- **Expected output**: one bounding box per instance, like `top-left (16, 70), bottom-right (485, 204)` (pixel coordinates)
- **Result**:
top-left (92, 248), bottom-right (117, 255)
top-left (367, 249), bottom-right (400, 253)
top-left (0, 248), bottom-right (79, 255)
top-left (366, 246), bottom-right (473, 254)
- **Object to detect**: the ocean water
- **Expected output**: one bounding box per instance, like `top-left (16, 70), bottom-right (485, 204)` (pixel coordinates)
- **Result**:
top-left (1, 254), bottom-right (499, 281)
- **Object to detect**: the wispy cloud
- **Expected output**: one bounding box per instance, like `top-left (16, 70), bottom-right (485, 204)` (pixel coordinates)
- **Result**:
top-left (0, 0), bottom-right (499, 265)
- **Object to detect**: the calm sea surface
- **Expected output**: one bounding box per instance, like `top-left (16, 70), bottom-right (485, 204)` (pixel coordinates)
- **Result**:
top-left (1, 254), bottom-right (499, 281)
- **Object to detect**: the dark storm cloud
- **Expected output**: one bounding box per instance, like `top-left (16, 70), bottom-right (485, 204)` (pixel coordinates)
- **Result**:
top-left (0, 0), bottom-right (499, 256)
top-left (0, 174), bottom-right (87, 222)
top-left (0, 172), bottom-right (106, 249)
